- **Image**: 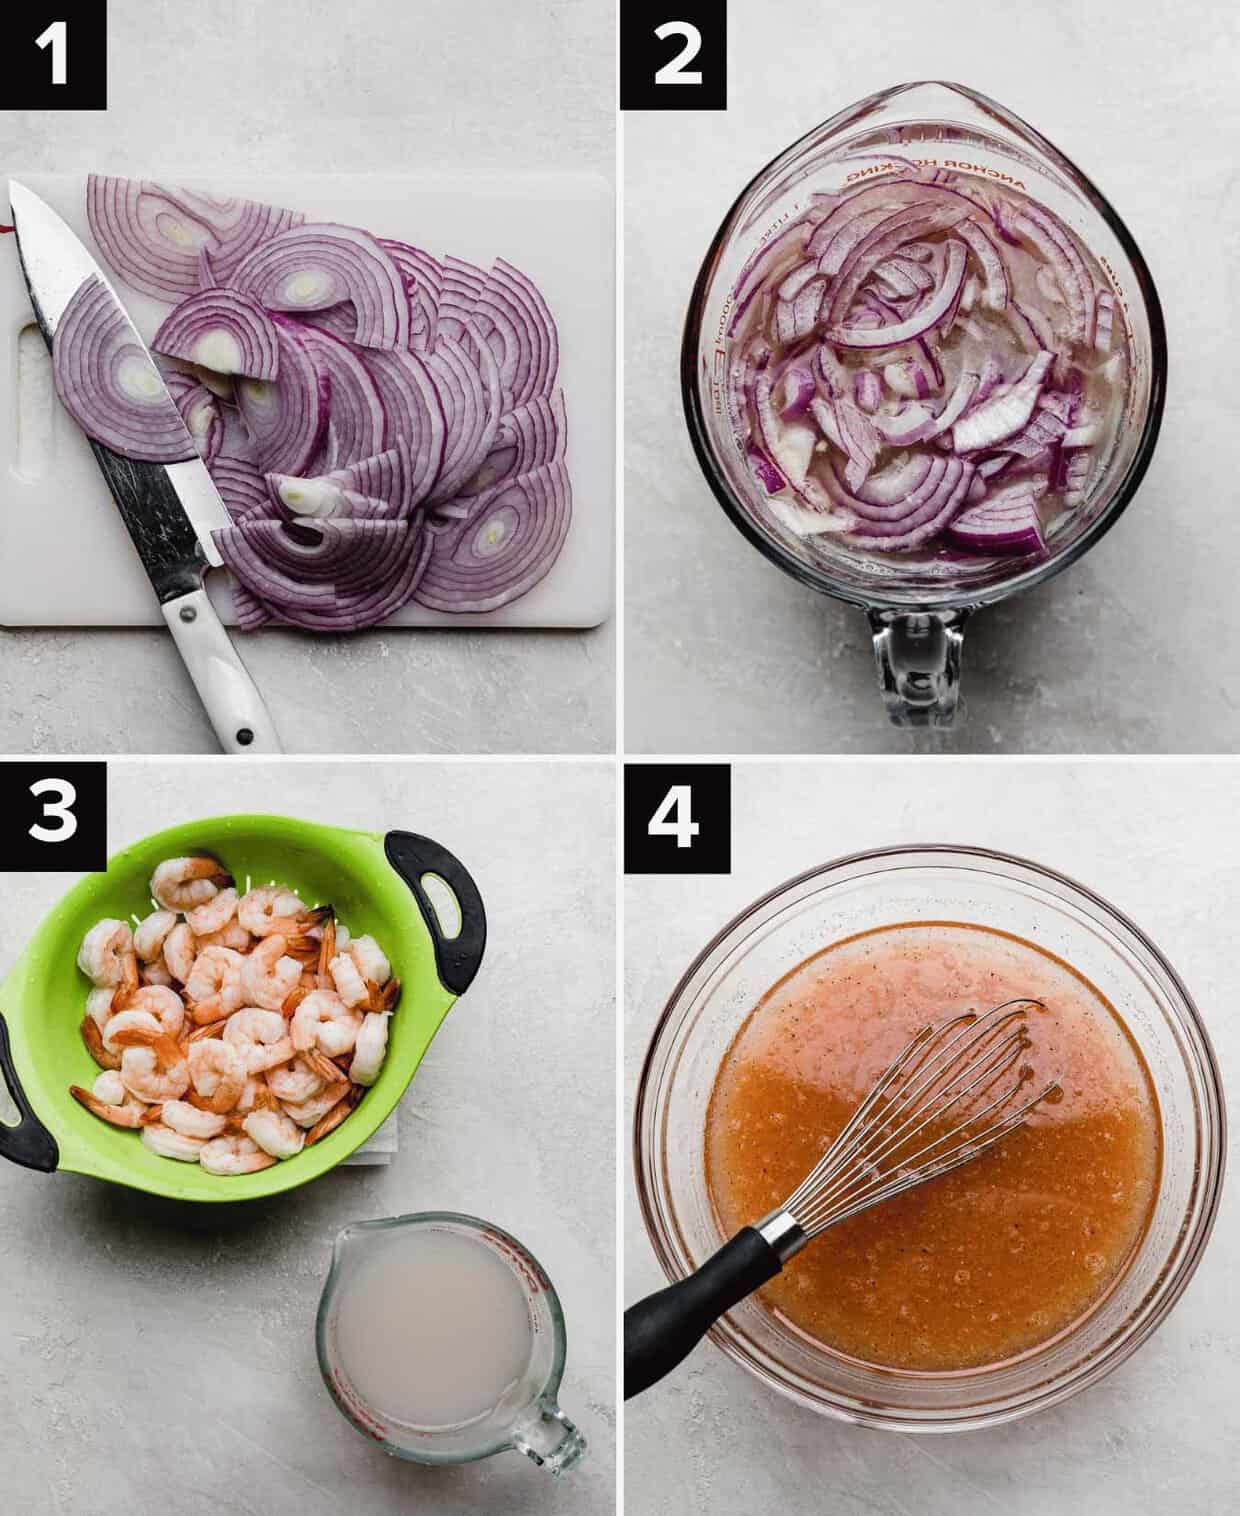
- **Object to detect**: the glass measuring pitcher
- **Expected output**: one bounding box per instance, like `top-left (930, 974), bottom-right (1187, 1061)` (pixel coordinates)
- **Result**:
top-left (682, 81), bottom-right (1166, 728)
top-left (316, 1211), bottom-right (586, 1475)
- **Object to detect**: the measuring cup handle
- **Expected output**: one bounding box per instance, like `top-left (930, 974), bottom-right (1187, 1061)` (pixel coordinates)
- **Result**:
top-left (383, 831), bottom-right (487, 995)
top-left (511, 1402), bottom-right (588, 1476)
top-left (869, 608), bottom-right (969, 728)
top-left (0, 1014), bottom-right (58, 1172)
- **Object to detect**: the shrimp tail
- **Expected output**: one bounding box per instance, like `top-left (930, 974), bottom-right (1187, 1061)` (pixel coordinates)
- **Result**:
top-left (304, 1087), bottom-right (362, 1146)
top-left (304, 1048), bottom-right (348, 1085)
top-left (69, 1084), bottom-right (144, 1128)
top-left (80, 1017), bottom-right (121, 1070)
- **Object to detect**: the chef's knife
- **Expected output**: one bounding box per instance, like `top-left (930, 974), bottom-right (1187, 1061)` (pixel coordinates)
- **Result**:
top-left (8, 179), bottom-right (282, 755)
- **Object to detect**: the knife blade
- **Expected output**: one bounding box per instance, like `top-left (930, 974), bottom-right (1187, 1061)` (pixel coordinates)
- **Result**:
top-left (8, 179), bottom-right (281, 755)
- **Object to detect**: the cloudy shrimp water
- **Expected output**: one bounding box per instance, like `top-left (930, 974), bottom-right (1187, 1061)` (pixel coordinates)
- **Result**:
top-left (332, 1228), bottom-right (535, 1429)
top-left (728, 164), bottom-right (1129, 562)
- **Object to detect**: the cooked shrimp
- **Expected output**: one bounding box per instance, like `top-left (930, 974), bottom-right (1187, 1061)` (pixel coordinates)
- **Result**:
top-left (305, 1086), bottom-right (361, 1145)
top-left (70, 1082), bottom-right (147, 1128)
top-left (157, 1099), bottom-right (230, 1139)
top-left (141, 1124), bottom-right (206, 1161)
top-left (186, 1039), bottom-right (246, 1113)
top-left (134, 910), bottom-right (177, 963)
top-left (243, 1107), bottom-right (306, 1159)
top-left (237, 885), bottom-right (309, 937)
top-left (334, 923), bottom-right (352, 950)
top-left (101, 1007), bottom-right (162, 1056)
top-left (80, 1017), bottom-right (120, 1070)
top-left (119, 984), bottom-right (185, 1041)
top-left (240, 936), bottom-right (302, 1012)
top-left (85, 985), bottom-right (118, 1032)
top-left (150, 855), bottom-right (233, 912)
top-left (349, 934), bottom-right (391, 987)
top-left (92, 1070), bottom-right (127, 1105)
top-left (223, 1008), bottom-right (294, 1075)
top-left (196, 920), bottom-right (252, 953)
top-left (349, 1012), bottom-right (391, 1086)
top-left (112, 1025), bottom-right (190, 1103)
top-left (141, 959), bottom-right (174, 987)
top-left (184, 945), bottom-right (245, 1023)
top-left (185, 886), bottom-right (239, 938)
top-left (199, 1134), bottom-right (276, 1175)
top-left (291, 989), bottom-right (362, 1058)
top-left (186, 1019), bottom-right (226, 1043)
top-left (235, 1076), bottom-right (266, 1114)
top-left (328, 951), bottom-right (369, 1009)
top-left (316, 910), bottom-right (336, 984)
top-left (77, 919), bottom-right (138, 989)
top-left (281, 1081), bottom-right (352, 1128)
top-left (163, 922), bottom-right (198, 984)
top-left (266, 1056), bottom-right (327, 1105)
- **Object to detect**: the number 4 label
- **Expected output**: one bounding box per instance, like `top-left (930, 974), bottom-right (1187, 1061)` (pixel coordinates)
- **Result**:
top-left (648, 784), bottom-right (700, 849)
top-left (624, 764), bottom-right (731, 875)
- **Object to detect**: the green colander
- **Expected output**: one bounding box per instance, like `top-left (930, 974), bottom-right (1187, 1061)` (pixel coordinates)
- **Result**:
top-left (0, 814), bottom-right (486, 1201)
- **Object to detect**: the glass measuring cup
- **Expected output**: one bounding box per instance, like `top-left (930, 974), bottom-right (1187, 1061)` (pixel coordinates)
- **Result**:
top-left (682, 81), bottom-right (1166, 728)
top-left (316, 1211), bottom-right (586, 1475)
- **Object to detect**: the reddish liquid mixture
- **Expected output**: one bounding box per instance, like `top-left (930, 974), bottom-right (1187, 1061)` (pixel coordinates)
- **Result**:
top-left (705, 922), bottom-right (1160, 1371)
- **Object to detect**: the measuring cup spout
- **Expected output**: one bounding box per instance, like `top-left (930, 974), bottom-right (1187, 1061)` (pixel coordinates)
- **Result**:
top-left (869, 607), bottom-right (968, 728)
top-left (511, 1401), bottom-right (587, 1476)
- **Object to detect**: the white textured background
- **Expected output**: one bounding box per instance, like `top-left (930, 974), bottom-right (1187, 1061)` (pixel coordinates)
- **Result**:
top-left (0, 759), bottom-right (615, 1515)
top-left (0, 0), bottom-right (615, 754)
top-left (625, 759), bottom-right (1238, 1513)
top-left (624, 0), bottom-right (1240, 753)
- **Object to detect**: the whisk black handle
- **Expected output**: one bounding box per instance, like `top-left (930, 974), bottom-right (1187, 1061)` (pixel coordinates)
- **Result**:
top-left (624, 1228), bottom-right (782, 1398)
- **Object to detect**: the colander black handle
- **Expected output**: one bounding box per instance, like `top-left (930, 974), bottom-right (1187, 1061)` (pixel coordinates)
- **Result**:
top-left (384, 831), bottom-right (486, 996)
top-left (0, 1014), bottom-right (58, 1173)
top-left (624, 1228), bottom-right (782, 1398)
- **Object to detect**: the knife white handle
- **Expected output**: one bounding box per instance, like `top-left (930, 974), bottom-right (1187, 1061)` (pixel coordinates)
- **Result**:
top-left (161, 587), bottom-right (283, 754)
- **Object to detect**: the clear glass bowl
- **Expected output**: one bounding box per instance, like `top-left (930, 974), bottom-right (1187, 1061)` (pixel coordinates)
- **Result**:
top-left (632, 846), bottom-right (1225, 1431)
top-left (681, 81), bottom-right (1168, 726)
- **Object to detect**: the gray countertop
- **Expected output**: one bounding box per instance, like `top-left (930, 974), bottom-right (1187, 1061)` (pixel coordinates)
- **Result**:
top-left (0, 760), bottom-right (615, 1515)
top-left (0, 0), bottom-right (615, 756)
top-left (624, 759), bottom-right (1238, 1513)
top-left (624, 0), bottom-right (1240, 753)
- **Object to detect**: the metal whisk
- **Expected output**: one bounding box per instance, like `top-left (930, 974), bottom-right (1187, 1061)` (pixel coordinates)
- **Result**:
top-left (625, 999), bottom-right (1060, 1398)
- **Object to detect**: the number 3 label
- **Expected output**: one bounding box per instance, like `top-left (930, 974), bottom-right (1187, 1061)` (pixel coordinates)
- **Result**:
top-left (653, 21), bottom-right (702, 85)
top-left (29, 777), bottom-right (78, 843)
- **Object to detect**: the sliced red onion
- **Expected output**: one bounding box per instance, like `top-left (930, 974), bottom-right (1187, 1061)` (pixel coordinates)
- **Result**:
top-left (955, 219), bottom-right (1009, 310)
top-left (827, 241), bottom-right (968, 348)
top-left (810, 395), bottom-right (878, 491)
top-left (435, 255), bottom-right (488, 343)
top-left (266, 436), bottom-right (420, 521)
top-left (854, 371), bottom-right (881, 412)
top-left (413, 461), bottom-right (571, 613)
top-left (460, 389), bottom-right (567, 496)
top-left (779, 366), bottom-right (817, 419)
top-left (484, 258), bottom-right (559, 407)
top-left (208, 454), bottom-right (271, 521)
top-left (215, 518), bottom-right (431, 631)
top-left (884, 358), bottom-right (935, 399)
top-left (297, 325), bottom-right (384, 471)
top-left (231, 224), bottom-right (408, 350)
top-left (747, 442), bottom-right (786, 494)
top-left (235, 317), bottom-right (328, 475)
top-left (425, 332), bottom-right (501, 503)
top-left (1094, 291), bottom-right (1115, 351)
top-left (1008, 205), bottom-right (1091, 341)
top-left (380, 238), bottom-right (441, 350)
top-left (52, 276), bottom-right (195, 463)
top-left (357, 347), bottom-right (445, 505)
top-left (153, 288), bottom-right (280, 379)
top-left (947, 485), bottom-right (1047, 556)
top-left (164, 371), bottom-right (224, 465)
top-left (952, 350), bottom-right (1053, 453)
top-left (86, 176), bottom-right (303, 302)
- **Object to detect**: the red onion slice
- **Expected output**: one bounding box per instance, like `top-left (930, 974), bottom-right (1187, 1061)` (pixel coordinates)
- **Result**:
top-left (952, 350), bottom-right (1053, 453)
top-left (359, 347), bottom-right (445, 505)
top-left (208, 454), bottom-right (272, 521)
top-left (413, 461), bottom-right (571, 613)
top-left (235, 318), bottom-right (329, 475)
top-left (153, 288), bottom-right (280, 379)
top-left (52, 276), bottom-right (195, 464)
top-left (231, 224), bottom-right (408, 350)
top-left (827, 241), bottom-right (968, 348)
top-left (296, 326), bottom-right (384, 470)
top-left (459, 389), bottom-right (567, 496)
top-left (380, 238), bottom-right (442, 351)
top-left (87, 177), bottom-right (304, 302)
top-left (164, 371), bottom-right (224, 465)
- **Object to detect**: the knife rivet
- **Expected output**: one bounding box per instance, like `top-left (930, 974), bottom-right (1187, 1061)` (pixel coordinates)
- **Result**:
top-left (236, 729), bottom-right (255, 746)
top-left (180, 606), bottom-right (197, 623)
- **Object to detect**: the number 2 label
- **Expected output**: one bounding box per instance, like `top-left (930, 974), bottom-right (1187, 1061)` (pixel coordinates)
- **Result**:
top-left (35, 20), bottom-right (67, 85)
top-left (653, 21), bottom-right (702, 85)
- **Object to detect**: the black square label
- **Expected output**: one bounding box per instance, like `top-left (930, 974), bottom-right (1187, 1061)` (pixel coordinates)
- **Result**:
top-left (0, 1), bottom-right (108, 112)
top-left (624, 764), bottom-right (731, 874)
top-left (0, 762), bottom-right (107, 871)
top-left (620, 0), bottom-right (727, 112)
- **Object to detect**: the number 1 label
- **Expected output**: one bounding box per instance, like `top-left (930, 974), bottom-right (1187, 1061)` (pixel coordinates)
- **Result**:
top-left (35, 20), bottom-right (67, 85)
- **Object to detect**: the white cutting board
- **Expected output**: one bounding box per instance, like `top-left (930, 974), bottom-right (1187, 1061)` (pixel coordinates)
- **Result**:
top-left (0, 172), bottom-right (613, 628)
